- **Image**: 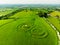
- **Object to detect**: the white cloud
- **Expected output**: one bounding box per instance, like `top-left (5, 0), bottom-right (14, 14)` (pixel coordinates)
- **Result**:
top-left (0, 0), bottom-right (60, 4)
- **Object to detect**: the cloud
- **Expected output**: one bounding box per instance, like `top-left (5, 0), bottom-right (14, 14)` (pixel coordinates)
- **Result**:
top-left (0, 0), bottom-right (60, 4)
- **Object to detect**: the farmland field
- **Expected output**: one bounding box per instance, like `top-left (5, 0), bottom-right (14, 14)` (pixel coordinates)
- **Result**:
top-left (0, 4), bottom-right (60, 45)
top-left (47, 17), bottom-right (60, 32)
top-left (0, 8), bottom-right (14, 16)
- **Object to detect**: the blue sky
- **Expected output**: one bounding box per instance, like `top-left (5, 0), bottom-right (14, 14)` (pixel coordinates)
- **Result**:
top-left (0, 0), bottom-right (60, 4)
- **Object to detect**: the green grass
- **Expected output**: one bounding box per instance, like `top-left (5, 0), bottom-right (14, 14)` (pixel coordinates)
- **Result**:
top-left (47, 17), bottom-right (60, 32)
top-left (0, 11), bottom-right (58, 45)
top-left (0, 9), bottom-right (15, 16)
top-left (50, 11), bottom-right (60, 17)
top-left (0, 19), bottom-right (14, 26)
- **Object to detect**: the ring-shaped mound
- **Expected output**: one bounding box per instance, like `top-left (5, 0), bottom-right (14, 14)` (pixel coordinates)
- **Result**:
top-left (17, 23), bottom-right (34, 32)
top-left (31, 28), bottom-right (48, 39)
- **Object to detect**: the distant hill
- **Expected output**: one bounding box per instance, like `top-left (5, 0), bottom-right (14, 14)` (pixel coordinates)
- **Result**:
top-left (0, 4), bottom-right (60, 8)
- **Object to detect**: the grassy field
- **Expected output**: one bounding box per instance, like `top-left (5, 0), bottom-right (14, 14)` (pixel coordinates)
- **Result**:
top-left (50, 11), bottom-right (60, 17)
top-left (0, 11), bottom-right (58, 45)
top-left (0, 8), bottom-right (16, 16)
top-left (47, 11), bottom-right (60, 45)
top-left (47, 17), bottom-right (60, 32)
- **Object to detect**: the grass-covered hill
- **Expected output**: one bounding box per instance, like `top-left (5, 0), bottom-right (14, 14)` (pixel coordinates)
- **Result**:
top-left (0, 10), bottom-right (58, 45)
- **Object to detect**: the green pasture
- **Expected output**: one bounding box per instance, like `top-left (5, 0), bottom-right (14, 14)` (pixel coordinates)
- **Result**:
top-left (47, 17), bottom-right (60, 33)
top-left (0, 11), bottom-right (58, 45)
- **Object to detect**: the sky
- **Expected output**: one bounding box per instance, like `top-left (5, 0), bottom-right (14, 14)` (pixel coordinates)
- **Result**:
top-left (0, 0), bottom-right (60, 4)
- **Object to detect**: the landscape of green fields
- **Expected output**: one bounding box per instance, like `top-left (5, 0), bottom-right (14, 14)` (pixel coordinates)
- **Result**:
top-left (0, 4), bottom-right (60, 45)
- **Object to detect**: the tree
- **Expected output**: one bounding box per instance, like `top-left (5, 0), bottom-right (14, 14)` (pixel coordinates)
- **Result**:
top-left (37, 10), bottom-right (48, 18)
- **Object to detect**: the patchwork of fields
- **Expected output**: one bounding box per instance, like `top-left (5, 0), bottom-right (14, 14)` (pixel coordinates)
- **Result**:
top-left (0, 8), bottom-right (15, 16)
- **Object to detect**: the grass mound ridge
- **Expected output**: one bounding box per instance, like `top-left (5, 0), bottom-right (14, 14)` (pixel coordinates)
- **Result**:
top-left (31, 27), bottom-right (48, 39)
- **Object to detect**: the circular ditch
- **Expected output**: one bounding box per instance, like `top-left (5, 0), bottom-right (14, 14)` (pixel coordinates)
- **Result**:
top-left (17, 23), bottom-right (34, 32)
top-left (31, 28), bottom-right (48, 39)
top-left (17, 23), bottom-right (48, 39)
